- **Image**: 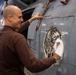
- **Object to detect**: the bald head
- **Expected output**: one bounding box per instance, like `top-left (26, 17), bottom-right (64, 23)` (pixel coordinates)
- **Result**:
top-left (3, 5), bottom-right (23, 29)
top-left (3, 5), bottom-right (21, 19)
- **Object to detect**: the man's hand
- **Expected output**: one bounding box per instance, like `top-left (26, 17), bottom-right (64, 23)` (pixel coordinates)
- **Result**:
top-left (53, 39), bottom-right (64, 60)
top-left (32, 14), bottom-right (43, 20)
top-left (53, 53), bottom-right (60, 60)
top-left (28, 14), bottom-right (43, 23)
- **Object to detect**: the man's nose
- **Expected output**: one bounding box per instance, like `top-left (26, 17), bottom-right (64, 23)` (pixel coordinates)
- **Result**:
top-left (21, 18), bottom-right (23, 22)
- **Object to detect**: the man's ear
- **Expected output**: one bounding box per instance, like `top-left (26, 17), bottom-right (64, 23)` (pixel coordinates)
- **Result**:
top-left (7, 14), bottom-right (13, 22)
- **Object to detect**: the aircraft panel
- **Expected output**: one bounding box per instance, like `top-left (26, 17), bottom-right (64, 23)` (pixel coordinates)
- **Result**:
top-left (69, 26), bottom-right (76, 65)
top-left (69, 64), bottom-right (76, 75)
top-left (23, 0), bottom-right (76, 75)
top-left (27, 15), bottom-right (74, 75)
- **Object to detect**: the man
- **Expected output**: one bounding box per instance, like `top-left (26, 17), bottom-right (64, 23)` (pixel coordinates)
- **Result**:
top-left (0, 5), bottom-right (63, 75)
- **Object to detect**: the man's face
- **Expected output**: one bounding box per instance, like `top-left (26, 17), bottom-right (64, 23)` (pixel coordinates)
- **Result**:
top-left (11, 10), bottom-right (23, 29)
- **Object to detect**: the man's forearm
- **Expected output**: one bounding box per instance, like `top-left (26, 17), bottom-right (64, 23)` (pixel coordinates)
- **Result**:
top-left (28, 17), bottom-right (36, 23)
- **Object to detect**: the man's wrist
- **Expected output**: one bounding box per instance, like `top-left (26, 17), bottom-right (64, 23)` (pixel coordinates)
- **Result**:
top-left (28, 17), bottom-right (35, 23)
top-left (53, 55), bottom-right (57, 60)
top-left (53, 53), bottom-right (60, 60)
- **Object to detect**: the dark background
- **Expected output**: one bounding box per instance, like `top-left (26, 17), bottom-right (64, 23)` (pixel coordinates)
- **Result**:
top-left (20, 0), bottom-right (37, 5)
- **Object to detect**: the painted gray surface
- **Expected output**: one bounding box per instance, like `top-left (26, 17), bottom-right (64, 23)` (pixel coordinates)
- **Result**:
top-left (26, 0), bottom-right (76, 75)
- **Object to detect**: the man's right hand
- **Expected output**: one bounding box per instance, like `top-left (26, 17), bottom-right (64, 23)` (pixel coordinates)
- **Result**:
top-left (53, 53), bottom-right (61, 60)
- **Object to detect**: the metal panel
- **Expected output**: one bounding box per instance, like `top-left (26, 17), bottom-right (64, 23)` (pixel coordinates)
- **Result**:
top-left (25, 0), bottom-right (76, 75)
top-left (27, 16), bottom-right (74, 75)
top-left (28, 3), bottom-right (44, 40)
